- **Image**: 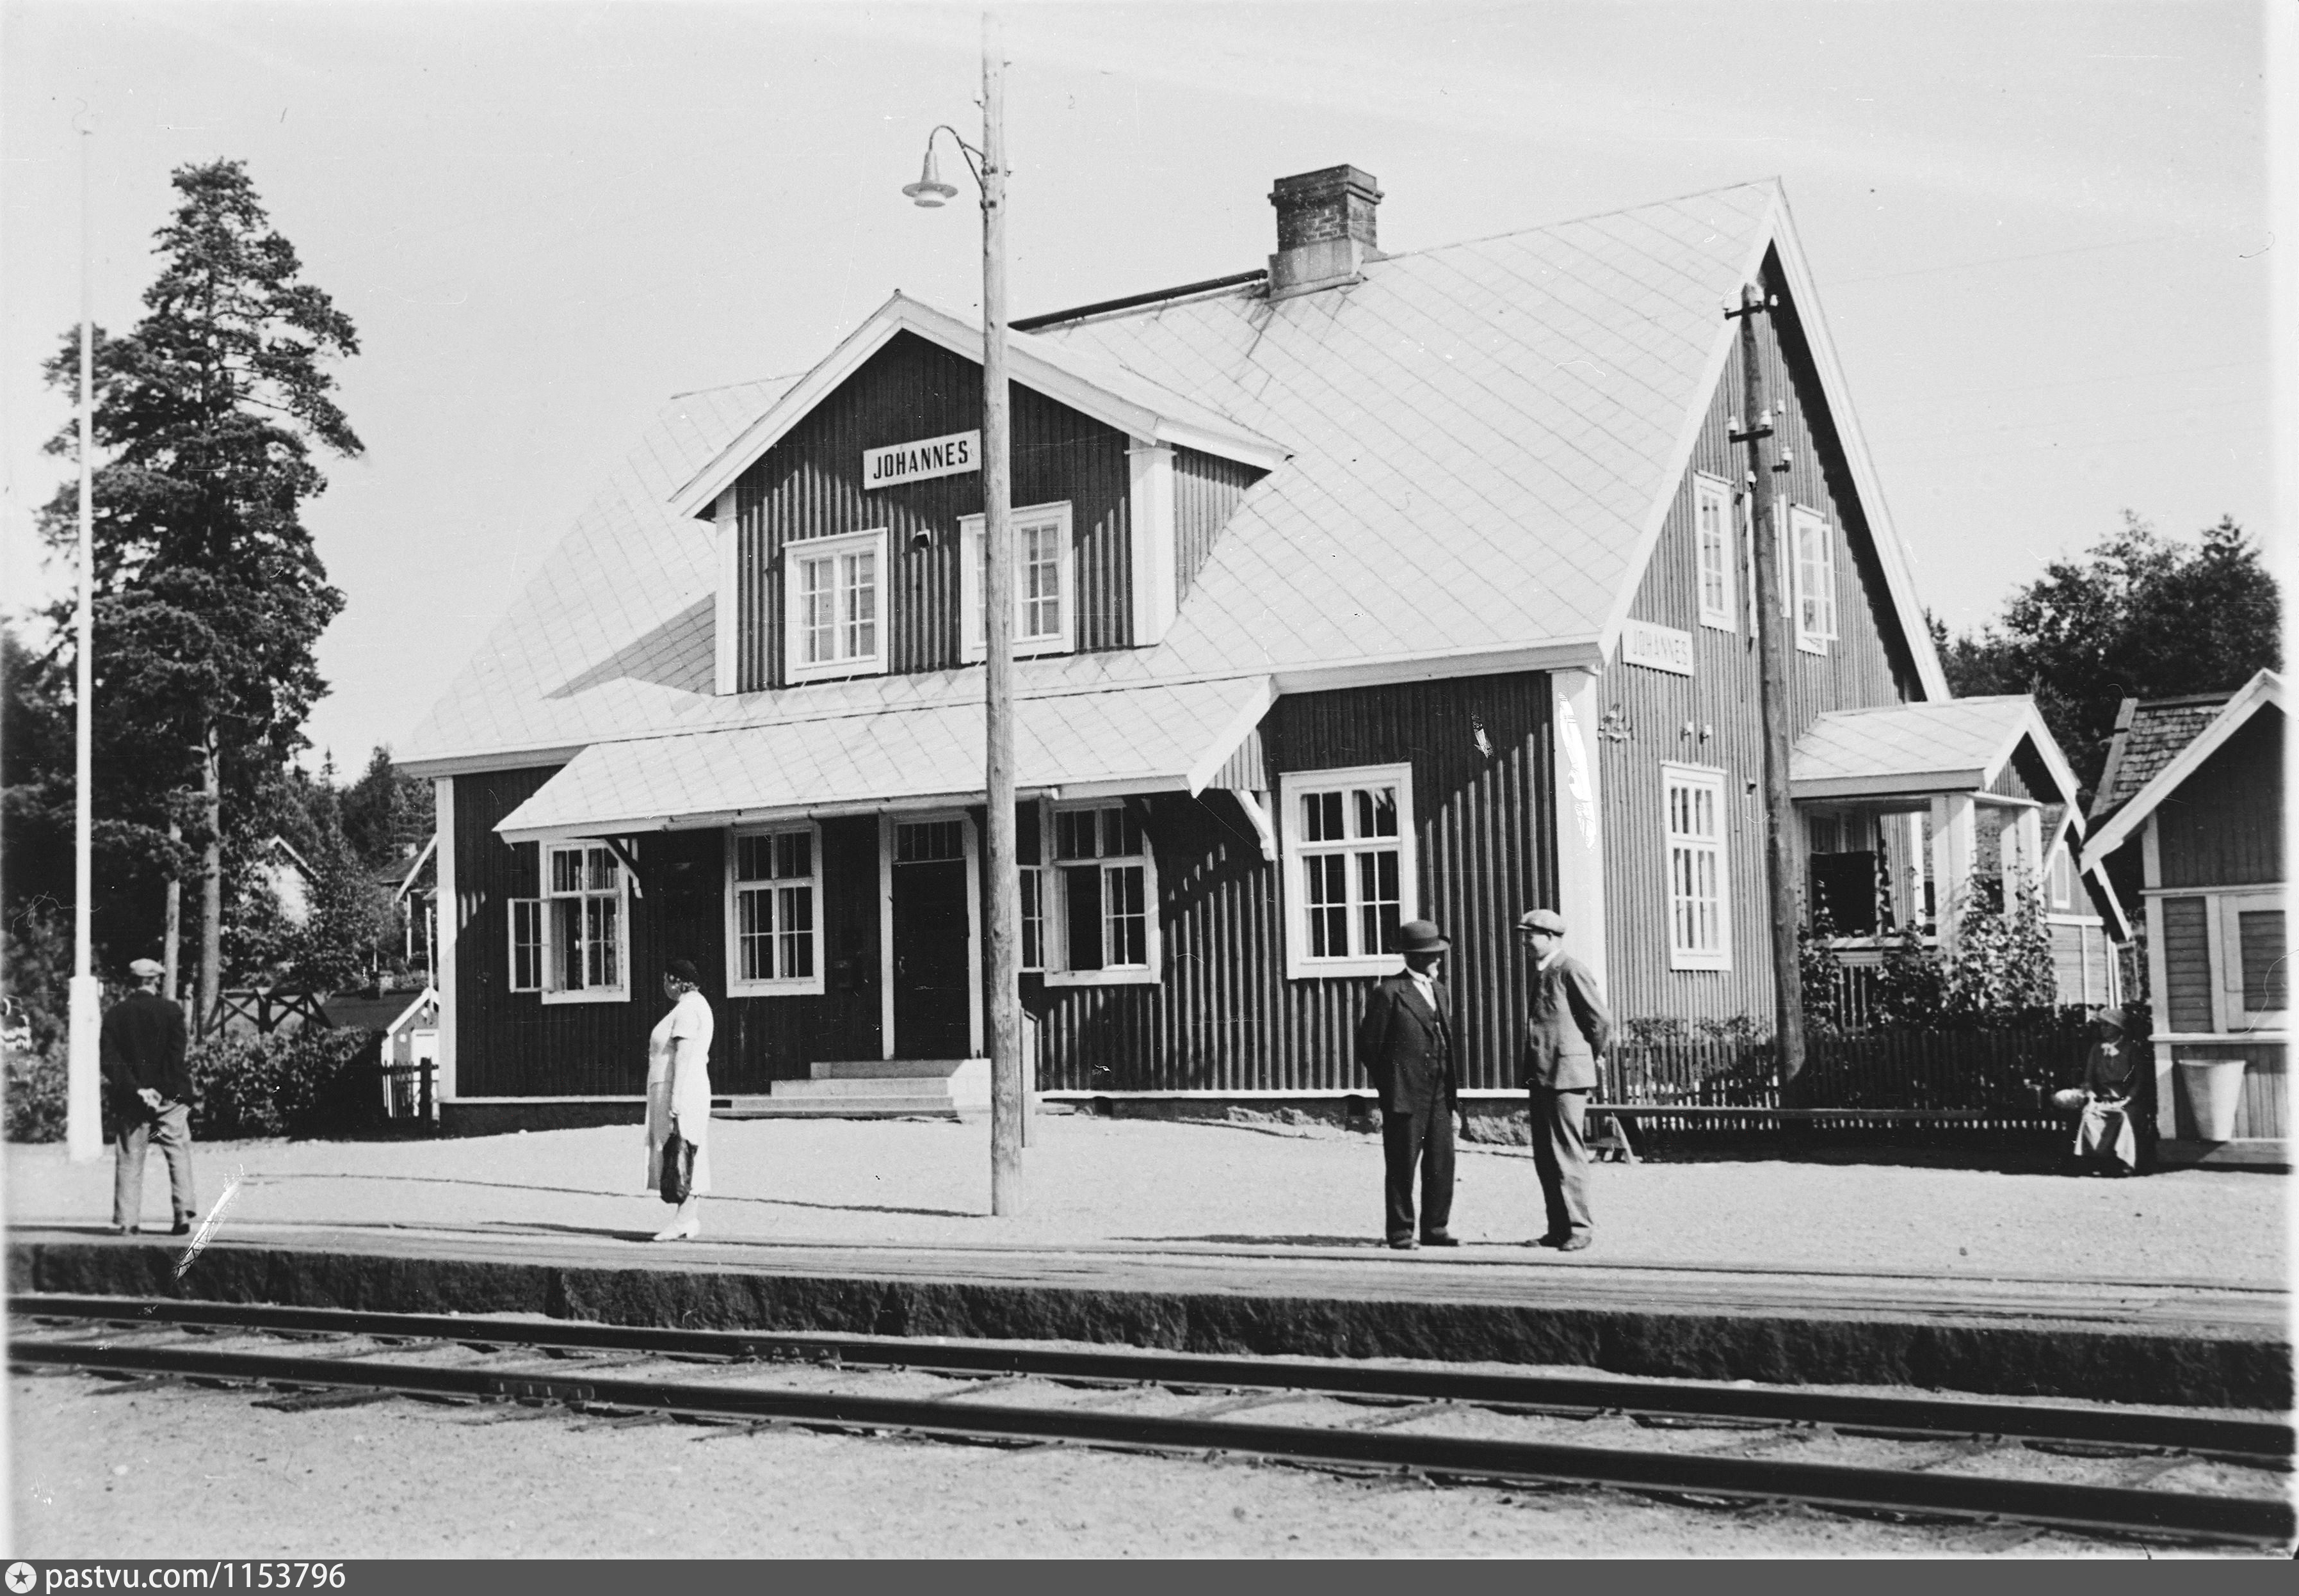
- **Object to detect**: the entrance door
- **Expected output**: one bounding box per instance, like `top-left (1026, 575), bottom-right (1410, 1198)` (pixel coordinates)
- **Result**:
top-left (891, 819), bottom-right (973, 1059)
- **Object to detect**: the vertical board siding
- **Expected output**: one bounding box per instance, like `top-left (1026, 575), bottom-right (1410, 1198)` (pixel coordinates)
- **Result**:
top-left (1029, 673), bottom-right (1555, 1092)
top-left (734, 331), bottom-right (1133, 691)
top-left (2167, 1043), bottom-right (2287, 1140)
top-left (2158, 711), bottom-right (2284, 889)
top-left (1600, 254), bottom-right (1923, 1027)
top-left (1173, 446), bottom-right (1265, 602)
top-left (452, 771), bottom-right (882, 1097)
top-left (2159, 896), bottom-right (2214, 1032)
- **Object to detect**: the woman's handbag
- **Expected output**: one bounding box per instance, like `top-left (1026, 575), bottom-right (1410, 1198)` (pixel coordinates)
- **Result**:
top-left (659, 1126), bottom-right (695, 1205)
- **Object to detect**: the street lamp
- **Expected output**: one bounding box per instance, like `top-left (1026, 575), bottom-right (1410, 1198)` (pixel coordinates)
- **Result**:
top-left (907, 11), bottom-right (1024, 1216)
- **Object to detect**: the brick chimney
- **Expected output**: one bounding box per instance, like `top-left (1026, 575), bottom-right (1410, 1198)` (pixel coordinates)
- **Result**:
top-left (1267, 165), bottom-right (1382, 298)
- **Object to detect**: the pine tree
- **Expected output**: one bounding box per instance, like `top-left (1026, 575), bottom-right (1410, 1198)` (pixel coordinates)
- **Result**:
top-left (38, 159), bottom-right (360, 1027)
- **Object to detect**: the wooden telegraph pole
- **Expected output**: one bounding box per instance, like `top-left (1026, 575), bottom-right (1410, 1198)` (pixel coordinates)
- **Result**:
top-left (1729, 282), bottom-right (1808, 1108)
top-left (980, 8), bottom-right (1025, 1214)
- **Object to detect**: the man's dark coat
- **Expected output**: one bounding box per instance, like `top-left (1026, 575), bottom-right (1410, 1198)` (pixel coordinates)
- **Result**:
top-left (100, 990), bottom-right (191, 1106)
top-left (1357, 972), bottom-right (1459, 1112)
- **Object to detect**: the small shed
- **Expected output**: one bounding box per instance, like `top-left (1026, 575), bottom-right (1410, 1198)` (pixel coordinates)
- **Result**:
top-left (2087, 670), bottom-right (2287, 1167)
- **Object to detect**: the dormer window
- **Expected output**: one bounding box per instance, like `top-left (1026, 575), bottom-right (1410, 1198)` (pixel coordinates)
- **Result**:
top-left (785, 528), bottom-right (887, 684)
top-left (960, 502), bottom-right (1076, 661)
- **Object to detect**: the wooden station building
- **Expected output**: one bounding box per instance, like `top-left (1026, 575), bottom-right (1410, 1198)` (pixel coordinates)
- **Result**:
top-left (398, 169), bottom-right (2124, 1130)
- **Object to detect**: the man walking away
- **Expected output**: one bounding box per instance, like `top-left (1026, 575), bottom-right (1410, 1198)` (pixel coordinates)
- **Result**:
top-left (1517, 909), bottom-right (1611, 1251)
top-left (102, 958), bottom-right (196, 1236)
top-left (1357, 919), bottom-right (1461, 1250)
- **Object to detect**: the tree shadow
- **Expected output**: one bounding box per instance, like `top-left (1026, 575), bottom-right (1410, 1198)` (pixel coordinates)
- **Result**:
top-left (1627, 1136), bottom-right (2079, 1176)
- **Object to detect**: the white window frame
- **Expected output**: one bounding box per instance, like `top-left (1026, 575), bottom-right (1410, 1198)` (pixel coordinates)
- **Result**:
top-left (1790, 503), bottom-right (1837, 652)
top-left (1279, 762), bottom-right (1419, 979)
top-left (1040, 798), bottom-right (1161, 987)
top-left (724, 823), bottom-right (826, 997)
top-left (2046, 842), bottom-right (2076, 910)
top-left (1693, 472), bottom-right (1736, 631)
top-left (1662, 762), bottom-right (1730, 972)
top-left (959, 501), bottom-right (1076, 663)
top-left (538, 841), bottom-right (631, 1004)
top-left (507, 895), bottom-right (543, 994)
top-left (783, 526), bottom-right (889, 684)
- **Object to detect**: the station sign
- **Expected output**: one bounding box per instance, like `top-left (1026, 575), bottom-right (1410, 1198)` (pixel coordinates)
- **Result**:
top-left (1622, 619), bottom-right (1694, 677)
top-left (863, 429), bottom-right (980, 490)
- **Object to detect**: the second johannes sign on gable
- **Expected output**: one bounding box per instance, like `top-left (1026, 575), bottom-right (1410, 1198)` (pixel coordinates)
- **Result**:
top-left (1622, 619), bottom-right (1695, 677)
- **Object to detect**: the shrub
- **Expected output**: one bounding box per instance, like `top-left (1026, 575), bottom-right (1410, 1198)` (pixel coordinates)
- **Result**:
top-left (4, 1034), bottom-right (67, 1142)
top-left (189, 1025), bottom-right (375, 1139)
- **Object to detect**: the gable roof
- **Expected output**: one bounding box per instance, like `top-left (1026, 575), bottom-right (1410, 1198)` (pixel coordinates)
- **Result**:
top-left (2085, 670), bottom-right (2285, 862)
top-left (668, 293), bottom-right (1290, 520)
top-left (1788, 696), bottom-right (2079, 806)
top-left (401, 179), bottom-right (1948, 776)
top-left (1029, 181), bottom-right (1949, 696)
top-left (2090, 691), bottom-right (2236, 826)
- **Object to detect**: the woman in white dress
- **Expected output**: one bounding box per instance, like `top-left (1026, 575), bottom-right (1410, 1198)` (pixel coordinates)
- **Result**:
top-left (645, 957), bottom-right (714, 1241)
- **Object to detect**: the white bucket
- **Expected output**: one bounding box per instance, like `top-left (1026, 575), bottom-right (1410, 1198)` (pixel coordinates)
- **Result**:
top-left (2176, 1057), bottom-right (2248, 1143)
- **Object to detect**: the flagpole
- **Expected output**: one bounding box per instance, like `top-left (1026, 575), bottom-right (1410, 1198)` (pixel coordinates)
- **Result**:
top-left (67, 110), bottom-right (102, 1163)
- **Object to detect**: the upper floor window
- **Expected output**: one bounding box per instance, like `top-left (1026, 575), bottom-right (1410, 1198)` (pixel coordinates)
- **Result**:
top-left (1663, 764), bottom-right (1729, 971)
top-left (960, 502), bottom-right (1076, 662)
top-left (1791, 505), bottom-right (1837, 652)
top-left (1280, 763), bottom-right (1417, 978)
top-left (513, 841), bottom-right (629, 1003)
top-left (2047, 844), bottom-right (2076, 910)
top-left (1040, 800), bottom-right (1158, 986)
top-left (1693, 473), bottom-right (1735, 631)
top-left (784, 527), bottom-right (887, 684)
top-left (726, 825), bottom-right (823, 995)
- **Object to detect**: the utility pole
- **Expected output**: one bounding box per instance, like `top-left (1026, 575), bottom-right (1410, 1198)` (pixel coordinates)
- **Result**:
top-left (1729, 282), bottom-right (1807, 1108)
top-left (67, 113), bottom-right (102, 1163)
top-left (979, 8), bottom-right (1024, 1214)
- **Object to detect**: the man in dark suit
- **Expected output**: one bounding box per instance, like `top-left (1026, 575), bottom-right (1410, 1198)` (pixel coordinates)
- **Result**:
top-left (1518, 908), bottom-right (1612, 1251)
top-left (102, 957), bottom-right (196, 1237)
top-left (1356, 919), bottom-right (1460, 1250)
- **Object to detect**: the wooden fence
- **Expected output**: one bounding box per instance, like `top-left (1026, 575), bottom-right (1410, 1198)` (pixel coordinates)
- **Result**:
top-left (1602, 1026), bottom-right (2098, 1134)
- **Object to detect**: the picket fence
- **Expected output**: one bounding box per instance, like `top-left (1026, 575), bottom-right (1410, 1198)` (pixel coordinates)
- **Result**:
top-left (1601, 1026), bottom-right (2099, 1134)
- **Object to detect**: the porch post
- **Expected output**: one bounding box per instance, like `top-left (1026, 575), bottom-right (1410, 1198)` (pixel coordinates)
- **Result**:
top-left (1929, 793), bottom-right (1976, 955)
top-left (1551, 668), bottom-right (1609, 994)
top-left (2142, 814), bottom-right (2177, 1139)
top-left (432, 777), bottom-right (458, 1104)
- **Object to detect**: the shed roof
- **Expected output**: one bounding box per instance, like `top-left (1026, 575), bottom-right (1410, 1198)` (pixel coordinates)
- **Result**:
top-left (1789, 697), bottom-right (2079, 807)
top-left (494, 675), bottom-right (1273, 844)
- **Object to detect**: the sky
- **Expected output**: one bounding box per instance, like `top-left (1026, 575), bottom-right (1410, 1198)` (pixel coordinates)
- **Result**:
top-left (1, 0), bottom-right (2285, 772)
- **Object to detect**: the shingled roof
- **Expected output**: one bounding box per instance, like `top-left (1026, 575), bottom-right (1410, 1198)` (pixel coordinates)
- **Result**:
top-left (399, 179), bottom-right (1947, 776)
top-left (2089, 692), bottom-right (2233, 826)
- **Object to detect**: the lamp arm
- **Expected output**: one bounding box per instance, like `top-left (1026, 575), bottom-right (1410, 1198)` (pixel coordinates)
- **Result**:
top-left (928, 124), bottom-right (987, 192)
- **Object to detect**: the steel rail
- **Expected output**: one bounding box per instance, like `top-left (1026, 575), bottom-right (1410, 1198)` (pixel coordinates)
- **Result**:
top-left (9, 1337), bottom-right (2289, 1547)
top-left (11, 1293), bottom-right (2289, 1463)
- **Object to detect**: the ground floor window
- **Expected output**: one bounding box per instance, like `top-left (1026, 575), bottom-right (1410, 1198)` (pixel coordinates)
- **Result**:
top-left (1040, 800), bottom-right (1159, 986)
top-left (1278, 763), bottom-right (1417, 978)
top-left (727, 824), bottom-right (823, 995)
top-left (512, 841), bottom-right (630, 1003)
top-left (1663, 764), bottom-right (1729, 971)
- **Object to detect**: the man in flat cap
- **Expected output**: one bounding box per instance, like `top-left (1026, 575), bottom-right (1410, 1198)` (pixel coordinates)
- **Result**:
top-left (1517, 908), bottom-right (1612, 1250)
top-left (1356, 919), bottom-right (1460, 1249)
top-left (102, 958), bottom-right (196, 1236)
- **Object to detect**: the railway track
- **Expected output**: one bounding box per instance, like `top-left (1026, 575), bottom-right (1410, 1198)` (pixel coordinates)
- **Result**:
top-left (11, 1293), bottom-right (2293, 1549)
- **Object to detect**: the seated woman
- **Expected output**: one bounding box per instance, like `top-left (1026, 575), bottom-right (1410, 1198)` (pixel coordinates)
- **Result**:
top-left (2051, 1007), bottom-right (2140, 1175)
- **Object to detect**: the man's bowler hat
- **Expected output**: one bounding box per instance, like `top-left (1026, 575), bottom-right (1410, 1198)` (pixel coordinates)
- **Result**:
top-left (1517, 908), bottom-right (1567, 935)
top-left (1398, 919), bottom-right (1449, 955)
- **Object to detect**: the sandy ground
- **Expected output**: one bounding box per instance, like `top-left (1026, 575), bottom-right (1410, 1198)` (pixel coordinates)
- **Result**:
top-left (6, 1115), bottom-right (2287, 1286)
top-left (8, 1371), bottom-right (2245, 1560)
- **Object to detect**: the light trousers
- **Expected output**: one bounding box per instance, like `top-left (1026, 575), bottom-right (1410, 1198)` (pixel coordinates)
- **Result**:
top-left (1528, 1086), bottom-right (1592, 1239)
top-left (113, 1101), bottom-right (196, 1228)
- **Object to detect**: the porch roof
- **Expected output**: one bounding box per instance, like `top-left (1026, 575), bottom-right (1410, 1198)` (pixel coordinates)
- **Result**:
top-left (1788, 697), bottom-right (2079, 806)
top-left (493, 675), bottom-right (1273, 844)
